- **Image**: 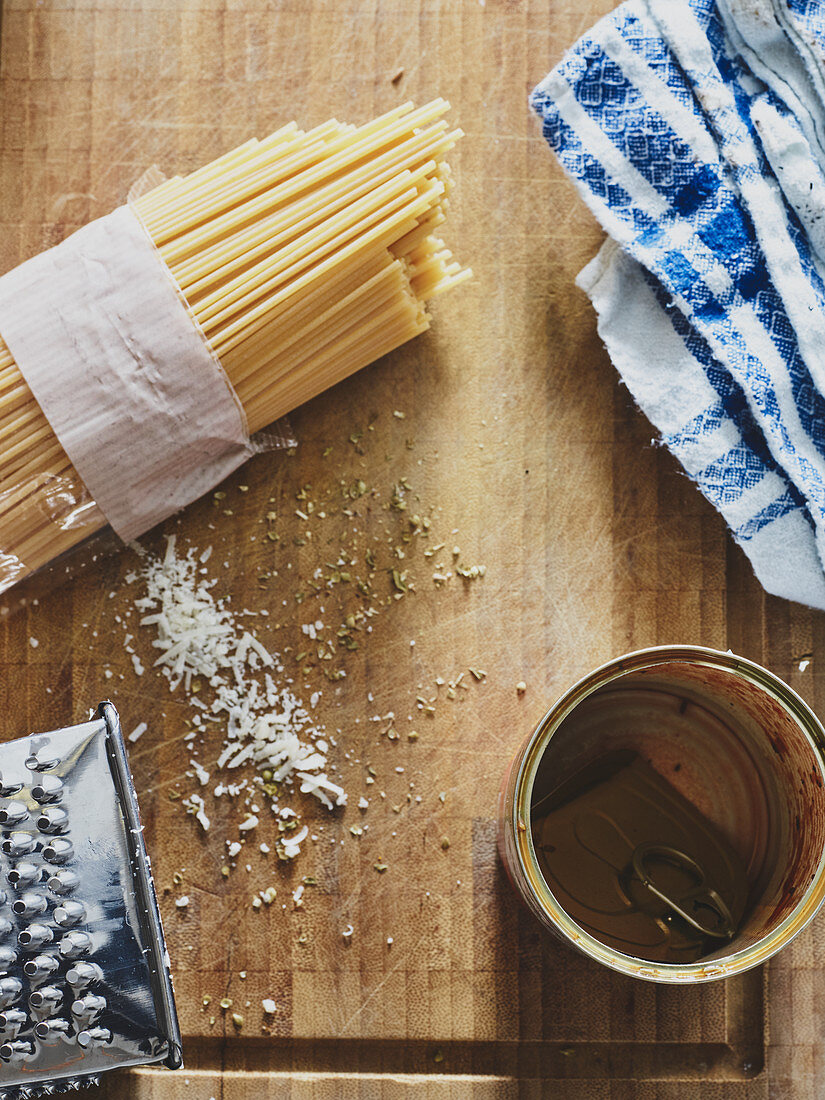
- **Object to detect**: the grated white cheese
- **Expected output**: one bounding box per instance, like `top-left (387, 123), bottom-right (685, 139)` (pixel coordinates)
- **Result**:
top-left (182, 793), bottom-right (210, 832)
top-left (281, 825), bottom-right (308, 859)
top-left (190, 760), bottom-right (210, 786)
top-left (128, 722), bottom-right (147, 743)
top-left (127, 536), bottom-right (347, 860)
top-left (296, 772), bottom-right (347, 810)
top-left (262, 998), bottom-right (277, 1014)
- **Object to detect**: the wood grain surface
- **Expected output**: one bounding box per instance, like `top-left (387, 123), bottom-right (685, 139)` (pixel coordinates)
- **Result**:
top-left (2, 0), bottom-right (825, 1096)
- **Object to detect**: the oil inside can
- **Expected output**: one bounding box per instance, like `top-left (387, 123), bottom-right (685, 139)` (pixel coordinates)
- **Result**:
top-left (531, 747), bottom-right (750, 964)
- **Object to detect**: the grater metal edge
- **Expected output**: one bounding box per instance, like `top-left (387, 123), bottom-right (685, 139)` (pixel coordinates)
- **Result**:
top-left (98, 701), bottom-right (182, 1071)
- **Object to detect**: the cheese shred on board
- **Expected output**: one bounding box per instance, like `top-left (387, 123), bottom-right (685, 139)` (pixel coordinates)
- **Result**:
top-left (130, 535), bottom-right (346, 858)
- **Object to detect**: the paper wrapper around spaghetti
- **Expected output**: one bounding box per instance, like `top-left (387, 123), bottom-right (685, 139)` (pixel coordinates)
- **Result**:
top-left (0, 101), bottom-right (469, 600)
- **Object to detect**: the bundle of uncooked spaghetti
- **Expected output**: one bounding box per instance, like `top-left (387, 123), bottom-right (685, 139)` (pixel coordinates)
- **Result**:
top-left (0, 99), bottom-right (468, 594)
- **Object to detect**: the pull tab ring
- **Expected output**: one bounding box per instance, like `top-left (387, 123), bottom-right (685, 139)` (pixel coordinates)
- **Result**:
top-left (630, 842), bottom-right (736, 941)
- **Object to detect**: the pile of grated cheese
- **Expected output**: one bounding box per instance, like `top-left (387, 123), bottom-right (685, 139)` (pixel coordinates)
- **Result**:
top-left (130, 535), bottom-right (346, 858)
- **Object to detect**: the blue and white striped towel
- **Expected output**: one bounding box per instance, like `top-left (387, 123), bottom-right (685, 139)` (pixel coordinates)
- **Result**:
top-left (532, 0), bottom-right (825, 609)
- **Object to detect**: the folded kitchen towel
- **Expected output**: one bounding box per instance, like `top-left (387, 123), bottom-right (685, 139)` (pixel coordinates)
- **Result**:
top-left (532, 0), bottom-right (825, 610)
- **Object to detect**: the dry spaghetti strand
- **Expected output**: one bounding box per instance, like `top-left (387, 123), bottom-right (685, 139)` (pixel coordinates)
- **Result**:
top-left (0, 101), bottom-right (469, 592)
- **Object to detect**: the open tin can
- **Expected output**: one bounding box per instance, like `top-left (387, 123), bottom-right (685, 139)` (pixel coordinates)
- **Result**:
top-left (498, 646), bottom-right (825, 983)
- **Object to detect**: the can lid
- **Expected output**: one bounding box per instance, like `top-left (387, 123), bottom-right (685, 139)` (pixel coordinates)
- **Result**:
top-left (532, 752), bottom-right (747, 963)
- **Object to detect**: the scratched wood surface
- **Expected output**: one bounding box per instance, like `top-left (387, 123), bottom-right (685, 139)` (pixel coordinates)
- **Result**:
top-left (1, 0), bottom-right (825, 1096)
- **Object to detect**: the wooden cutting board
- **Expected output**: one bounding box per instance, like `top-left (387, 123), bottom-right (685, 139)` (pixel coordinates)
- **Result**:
top-left (2, 1), bottom-right (825, 1096)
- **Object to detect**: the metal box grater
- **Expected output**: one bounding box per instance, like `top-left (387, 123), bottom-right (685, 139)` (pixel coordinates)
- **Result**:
top-left (0, 701), bottom-right (181, 1097)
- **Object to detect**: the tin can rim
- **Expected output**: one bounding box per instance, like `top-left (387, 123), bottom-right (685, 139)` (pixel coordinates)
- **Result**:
top-left (510, 645), bottom-right (825, 984)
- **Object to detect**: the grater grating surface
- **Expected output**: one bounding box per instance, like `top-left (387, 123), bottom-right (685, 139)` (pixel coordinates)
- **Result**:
top-left (0, 701), bottom-right (181, 1097)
